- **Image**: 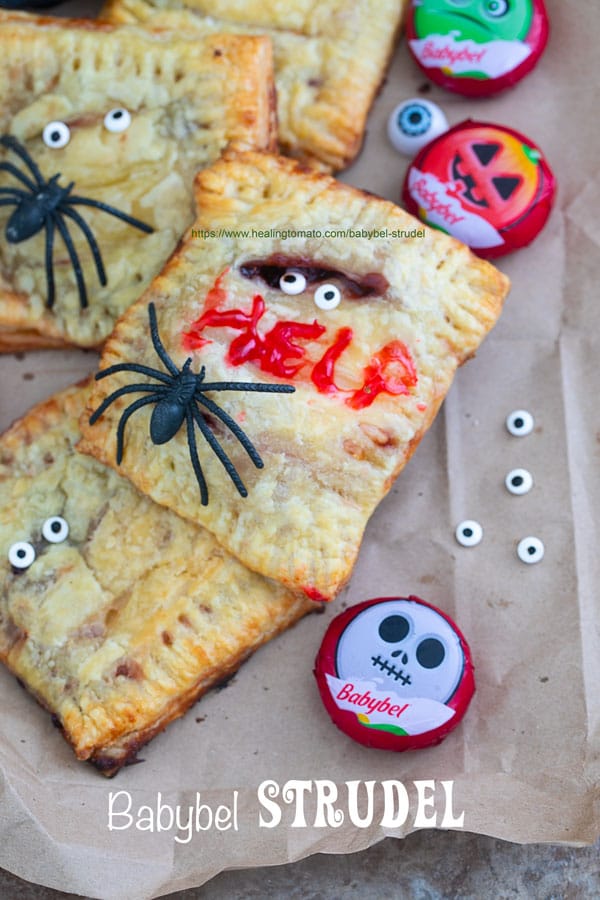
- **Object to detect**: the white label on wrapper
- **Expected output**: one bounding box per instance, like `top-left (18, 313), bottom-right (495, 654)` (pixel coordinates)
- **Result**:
top-left (408, 168), bottom-right (505, 249)
top-left (409, 33), bottom-right (532, 78)
top-left (326, 674), bottom-right (455, 735)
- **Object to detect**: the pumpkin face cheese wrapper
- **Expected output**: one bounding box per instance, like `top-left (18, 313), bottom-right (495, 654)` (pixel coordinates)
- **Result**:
top-left (406, 0), bottom-right (550, 96)
top-left (402, 120), bottom-right (555, 258)
top-left (314, 596), bottom-right (475, 751)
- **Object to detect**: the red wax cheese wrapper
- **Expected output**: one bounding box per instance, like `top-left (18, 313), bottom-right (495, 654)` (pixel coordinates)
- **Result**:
top-left (402, 120), bottom-right (555, 258)
top-left (406, 0), bottom-right (549, 97)
top-left (314, 596), bottom-right (475, 752)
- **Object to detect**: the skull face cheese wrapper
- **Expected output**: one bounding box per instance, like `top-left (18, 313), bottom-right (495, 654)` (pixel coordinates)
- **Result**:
top-left (314, 596), bottom-right (475, 751)
top-left (406, 0), bottom-right (549, 96)
top-left (402, 120), bottom-right (555, 258)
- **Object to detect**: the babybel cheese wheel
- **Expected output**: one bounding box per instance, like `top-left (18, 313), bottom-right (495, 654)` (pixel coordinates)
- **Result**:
top-left (406, 0), bottom-right (549, 96)
top-left (314, 595), bottom-right (475, 751)
top-left (402, 120), bottom-right (555, 258)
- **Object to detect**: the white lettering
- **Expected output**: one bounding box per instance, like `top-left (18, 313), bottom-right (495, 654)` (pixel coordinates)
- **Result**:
top-left (380, 781), bottom-right (410, 828)
top-left (107, 790), bottom-right (133, 831)
top-left (257, 780), bottom-right (282, 828)
top-left (346, 780), bottom-right (375, 828)
top-left (414, 780), bottom-right (437, 827)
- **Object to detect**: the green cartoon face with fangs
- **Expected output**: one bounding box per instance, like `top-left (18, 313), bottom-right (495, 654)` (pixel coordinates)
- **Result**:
top-left (414, 0), bottom-right (534, 44)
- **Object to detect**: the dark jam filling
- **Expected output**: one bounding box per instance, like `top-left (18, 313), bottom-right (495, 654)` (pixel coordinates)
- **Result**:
top-left (239, 255), bottom-right (389, 298)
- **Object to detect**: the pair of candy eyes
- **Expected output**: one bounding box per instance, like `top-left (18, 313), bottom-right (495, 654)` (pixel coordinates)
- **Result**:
top-left (42, 109), bottom-right (131, 149)
top-left (377, 615), bottom-right (446, 669)
top-left (456, 522), bottom-right (545, 563)
top-left (8, 516), bottom-right (69, 570)
top-left (447, 0), bottom-right (509, 15)
top-left (279, 271), bottom-right (341, 310)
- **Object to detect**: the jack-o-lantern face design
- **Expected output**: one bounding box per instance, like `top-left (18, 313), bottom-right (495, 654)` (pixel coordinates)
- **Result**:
top-left (182, 256), bottom-right (418, 411)
top-left (402, 120), bottom-right (555, 258)
top-left (437, 126), bottom-right (542, 227)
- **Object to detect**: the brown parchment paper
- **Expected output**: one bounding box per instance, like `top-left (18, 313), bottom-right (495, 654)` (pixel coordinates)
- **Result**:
top-left (1, 1), bottom-right (599, 897)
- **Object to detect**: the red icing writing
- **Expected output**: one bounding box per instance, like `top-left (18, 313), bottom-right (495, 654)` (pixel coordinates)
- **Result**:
top-left (311, 328), bottom-right (353, 396)
top-left (184, 287), bottom-right (418, 408)
top-left (312, 334), bottom-right (418, 409)
top-left (183, 293), bottom-right (325, 378)
top-left (348, 341), bottom-right (418, 410)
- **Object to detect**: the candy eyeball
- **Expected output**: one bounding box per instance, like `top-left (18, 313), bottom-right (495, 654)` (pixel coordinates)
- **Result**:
top-left (104, 108), bottom-right (132, 133)
top-left (505, 468), bottom-right (533, 495)
top-left (42, 516), bottom-right (69, 544)
top-left (314, 283), bottom-right (341, 311)
top-left (506, 409), bottom-right (534, 437)
top-left (387, 98), bottom-right (448, 156)
top-left (8, 541), bottom-right (36, 570)
top-left (279, 270), bottom-right (307, 295)
top-left (42, 121), bottom-right (70, 149)
top-left (517, 536), bottom-right (544, 564)
top-left (455, 520), bottom-right (483, 547)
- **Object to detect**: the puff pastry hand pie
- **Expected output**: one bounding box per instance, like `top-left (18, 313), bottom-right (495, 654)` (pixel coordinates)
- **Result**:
top-left (0, 381), bottom-right (311, 775)
top-left (100, 0), bottom-right (407, 171)
top-left (79, 150), bottom-right (510, 603)
top-left (0, 12), bottom-right (276, 351)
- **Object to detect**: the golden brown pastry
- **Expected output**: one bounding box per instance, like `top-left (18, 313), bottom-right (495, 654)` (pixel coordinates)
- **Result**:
top-left (0, 11), bottom-right (276, 351)
top-left (79, 150), bottom-right (510, 603)
top-left (100, 0), bottom-right (408, 171)
top-left (0, 381), bottom-right (312, 775)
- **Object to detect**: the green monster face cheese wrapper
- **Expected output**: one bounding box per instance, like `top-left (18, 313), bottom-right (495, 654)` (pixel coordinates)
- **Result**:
top-left (314, 596), bottom-right (475, 752)
top-left (406, 0), bottom-right (549, 96)
top-left (402, 120), bottom-right (556, 258)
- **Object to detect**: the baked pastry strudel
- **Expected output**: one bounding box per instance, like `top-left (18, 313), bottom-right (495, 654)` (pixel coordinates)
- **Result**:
top-left (79, 150), bottom-right (510, 603)
top-left (100, 0), bottom-right (407, 171)
top-left (0, 381), bottom-right (311, 775)
top-left (0, 12), bottom-right (276, 351)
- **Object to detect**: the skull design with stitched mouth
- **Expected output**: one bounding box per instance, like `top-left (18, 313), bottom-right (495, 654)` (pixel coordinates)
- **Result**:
top-left (181, 255), bottom-right (418, 410)
top-left (334, 597), bottom-right (466, 703)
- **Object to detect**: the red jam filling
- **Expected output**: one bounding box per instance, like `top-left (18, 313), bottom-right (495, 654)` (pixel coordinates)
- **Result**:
top-left (239, 256), bottom-right (389, 298)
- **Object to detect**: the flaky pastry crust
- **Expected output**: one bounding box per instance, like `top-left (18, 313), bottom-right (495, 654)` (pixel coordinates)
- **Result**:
top-left (79, 150), bottom-right (510, 603)
top-left (0, 381), bottom-right (312, 775)
top-left (0, 11), bottom-right (276, 352)
top-left (100, 0), bottom-right (407, 171)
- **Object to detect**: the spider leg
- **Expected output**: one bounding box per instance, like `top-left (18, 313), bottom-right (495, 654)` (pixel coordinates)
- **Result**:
top-left (0, 198), bottom-right (19, 208)
top-left (199, 381), bottom-right (295, 395)
top-left (185, 409), bottom-right (209, 506)
top-left (89, 383), bottom-right (167, 425)
top-left (61, 206), bottom-right (107, 286)
top-left (0, 161), bottom-right (38, 193)
top-left (194, 392), bottom-right (263, 469)
top-left (53, 212), bottom-right (89, 309)
top-left (0, 186), bottom-right (27, 199)
top-left (66, 195), bottom-right (154, 234)
top-left (0, 136), bottom-right (45, 187)
top-left (115, 394), bottom-right (164, 465)
top-left (147, 302), bottom-right (180, 377)
top-left (44, 216), bottom-right (56, 309)
top-left (191, 404), bottom-right (248, 498)
top-left (95, 362), bottom-right (173, 386)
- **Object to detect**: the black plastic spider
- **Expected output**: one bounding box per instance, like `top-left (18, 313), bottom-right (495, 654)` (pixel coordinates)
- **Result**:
top-left (0, 134), bottom-right (153, 309)
top-left (89, 302), bottom-right (295, 505)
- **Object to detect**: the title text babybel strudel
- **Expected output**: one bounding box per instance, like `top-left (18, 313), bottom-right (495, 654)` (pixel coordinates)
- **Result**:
top-left (108, 779), bottom-right (464, 843)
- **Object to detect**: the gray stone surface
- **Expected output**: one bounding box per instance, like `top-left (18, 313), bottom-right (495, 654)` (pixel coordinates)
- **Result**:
top-left (1, 832), bottom-right (599, 899)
